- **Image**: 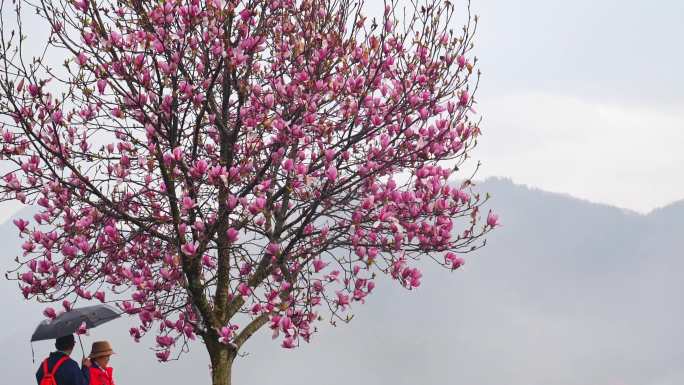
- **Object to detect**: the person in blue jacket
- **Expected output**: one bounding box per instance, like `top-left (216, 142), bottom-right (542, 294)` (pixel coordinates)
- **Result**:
top-left (36, 334), bottom-right (91, 385)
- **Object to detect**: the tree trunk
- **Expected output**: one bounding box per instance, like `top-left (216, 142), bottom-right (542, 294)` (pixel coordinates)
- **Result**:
top-left (208, 341), bottom-right (235, 385)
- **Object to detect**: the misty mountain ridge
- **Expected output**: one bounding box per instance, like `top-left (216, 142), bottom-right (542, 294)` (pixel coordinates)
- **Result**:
top-left (478, 176), bottom-right (684, 216)
top-left (1, 177), bottom-right (681, 385)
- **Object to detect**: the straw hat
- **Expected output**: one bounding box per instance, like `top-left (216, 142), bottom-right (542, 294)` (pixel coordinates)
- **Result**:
top-left (89, 340), bottom-right (115, 358)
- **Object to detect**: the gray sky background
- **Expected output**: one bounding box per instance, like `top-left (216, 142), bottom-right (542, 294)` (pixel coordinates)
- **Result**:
top-left (472, 0), bottom-right (683, 213)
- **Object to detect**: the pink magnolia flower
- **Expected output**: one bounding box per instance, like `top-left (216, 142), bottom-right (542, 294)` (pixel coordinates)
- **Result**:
top-left (352, 265), bottom-right (361, 276)
top-left (27, 84), bottom-right (40, 97)
top-left (445, 252), bottom-right (465, 270)
top-left (22, 241), bottom-right (35, 253)
top-left (181, 242), bottom-right (198, 256)
top-left (457, 55), bottom-right (467, 68)
top-left (312, 259), bottom-right (328, 273)
top-left (153, 39), bottom-right (165, 54)
top-left (217, 327), bottom-right (232, 344)
top-left (43, 307), bottom-right (57, 319)
top-left (281, 336), bottom-right (296, 349)
top-left (325, 166), bottom-right (337, 182)
top-left (129, 327), bottom-right (141, 342)
top-left (94, 291), bottom-right (105, 302)
top-left (156, 335), bottom-right (174, 347)
top-left (264, 94), bottom-right (275, 109)
top-left (13, 218), bottom-right (29, 232)
top-left (109, 31), bottom-right (123, 47)
top-left (172, 146), bottom-right (183, 161)
top-left (266, 242), bottom-right (280, 255)
top-left (239, 262), bottom-right (252, 276)
top-left (336, 291), bottom-right (350, 310)
top-left (281, 158), bottom-right (294, 173)
top-left (218, 324), bottom-right (239, 345)
top-left (404, 268), bottom-right (422, 288)
top-left (192, 159), bottom-right (209, 177)
top-left (76, 52), bottom-right (87, 66)
top-left (238, 8), bottom-right (251, 21)
top-left (20, 271), bottom-right (34, 284)
top-left (76, 322), bottom-right (88, 335)
top-left (226, 228), bottom-right (239, 243)
top-left (249, 197), bottom-right (266, 214)
top-left (279, 316), bottom-right (295, 336)
top-left (237, 282), bottom-right (250, 297)
top-left (368, 247), bottom-right (378, 259)
top-left (74, 0), bottom-right (89, 12)
top-left (51, 110), bottom-right (63, 125)
top-left (202, 254), bottom-right (216, 268)
top-left (155, 350), bottom-right (170, 362)
top-left (487, 211), bottom-right (500, 228)
top-left (459, 90), bottom-right (470, 106)
top-left (97, 79), bottom-right (107, 94)
top-left (181, 196), bottom-right (195, 211)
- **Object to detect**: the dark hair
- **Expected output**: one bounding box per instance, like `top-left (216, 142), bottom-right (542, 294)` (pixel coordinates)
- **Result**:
top-left (55, 335), bottom-right (76, 351)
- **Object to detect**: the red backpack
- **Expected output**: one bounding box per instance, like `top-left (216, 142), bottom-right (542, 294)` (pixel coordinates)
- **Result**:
top-left (39, 356), bottom-right (69, 385)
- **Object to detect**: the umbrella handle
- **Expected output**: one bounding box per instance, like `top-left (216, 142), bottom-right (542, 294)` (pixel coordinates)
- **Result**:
top-left (78, 334), bottom-right (85, 358)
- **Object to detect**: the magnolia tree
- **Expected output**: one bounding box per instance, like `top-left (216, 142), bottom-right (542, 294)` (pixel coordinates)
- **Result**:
top-left (0, 0), bottom-right (497, 383)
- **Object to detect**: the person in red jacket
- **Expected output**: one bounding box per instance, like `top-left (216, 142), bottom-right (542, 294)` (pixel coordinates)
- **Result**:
top-left (87, 341), bottom-right (116, 385)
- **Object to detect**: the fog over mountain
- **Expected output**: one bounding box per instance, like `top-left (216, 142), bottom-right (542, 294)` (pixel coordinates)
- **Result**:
top-left (1, 178), bottom-right (682, 385)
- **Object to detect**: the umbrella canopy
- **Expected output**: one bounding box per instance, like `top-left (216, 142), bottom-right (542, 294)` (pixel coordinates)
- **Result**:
top-left (30, 304), bottom-right (121, 342)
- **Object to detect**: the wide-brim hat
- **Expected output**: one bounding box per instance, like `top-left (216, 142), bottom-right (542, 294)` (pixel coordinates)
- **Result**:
top-left (89, 340), bottom-right (115, 358)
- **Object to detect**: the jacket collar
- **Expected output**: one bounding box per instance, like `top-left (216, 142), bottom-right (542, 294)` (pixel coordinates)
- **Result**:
top-left (50, 351), bottom-right (69, 359)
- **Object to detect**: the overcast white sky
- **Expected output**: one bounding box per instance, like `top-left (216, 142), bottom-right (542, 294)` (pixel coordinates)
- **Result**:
top-left (0, 0), bottom-right (681, 219)
top-left (470, 0), bottom-right (684, 213)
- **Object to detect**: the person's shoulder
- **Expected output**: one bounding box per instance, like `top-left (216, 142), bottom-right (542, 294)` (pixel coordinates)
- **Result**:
top-left (59, 355), bottom-right (80, 370)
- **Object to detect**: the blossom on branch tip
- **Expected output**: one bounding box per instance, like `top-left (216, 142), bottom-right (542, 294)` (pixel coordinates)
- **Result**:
top-left (487, 211), bottom-right (500, 228)
top-left (281, 336), bottom-right (296, 349)
top-left (43, 307), bottom-right (57, 319)
top-left (13, 218), bottom-right (29, 232)
top-left (445, 252), bottom-right (465, 270)
top-left (76, 322), bottom-right (88, 335)
top-left (97, 79), bottom-right (107, 94)
top-left (312, 259), bottom-right (328, 273)
top-left (156, 335), bottom-right (175, 348)
top-left (155, 350), bottom-right (170, 362)
top-left (336, 291), bottom-right (350, 310)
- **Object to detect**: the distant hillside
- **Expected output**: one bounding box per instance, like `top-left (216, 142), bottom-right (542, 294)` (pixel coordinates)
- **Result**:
top-left (1, 178), bottom-right (682, 385)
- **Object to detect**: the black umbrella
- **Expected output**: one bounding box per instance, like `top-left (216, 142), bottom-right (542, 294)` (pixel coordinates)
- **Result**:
top-left (30, 304), bottom-right (121, 358)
